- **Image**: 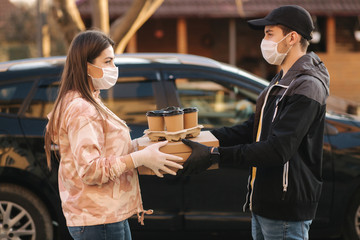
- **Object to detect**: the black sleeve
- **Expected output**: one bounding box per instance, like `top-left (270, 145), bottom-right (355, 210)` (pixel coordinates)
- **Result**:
top-left (210, 113), bottom-right (255, 147)
top-left (218, 94), bottom-right (321, 168)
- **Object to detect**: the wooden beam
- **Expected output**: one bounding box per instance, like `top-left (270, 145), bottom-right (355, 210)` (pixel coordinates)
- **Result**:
top-left (177, 18), bottom-right (188, 54)
top-left (326, 16), bottom-right (336, 54)
top-left (42, 25), bottom-right (51, 57)
top-left (229, 18), bottom-right (236, 65)
top-left (37, 0), bottom-right (50, 57)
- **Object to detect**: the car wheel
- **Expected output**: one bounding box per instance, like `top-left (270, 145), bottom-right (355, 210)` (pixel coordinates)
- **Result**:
top-left (343, 190), bottom-right (360, 240)
top-left (0, 184), bottom-right (53, 240)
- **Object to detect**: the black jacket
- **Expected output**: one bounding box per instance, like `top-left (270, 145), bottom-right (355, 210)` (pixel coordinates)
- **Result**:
top-left (211, 52), bottom-right (330, 221)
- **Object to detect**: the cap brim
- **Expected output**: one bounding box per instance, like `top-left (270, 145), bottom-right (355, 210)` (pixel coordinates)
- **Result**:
top-left (247, 18), bottom-right (276, 30)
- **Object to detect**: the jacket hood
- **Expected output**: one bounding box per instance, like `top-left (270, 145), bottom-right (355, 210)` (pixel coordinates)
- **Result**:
top-left (282, 52), bottom-right (330, 95)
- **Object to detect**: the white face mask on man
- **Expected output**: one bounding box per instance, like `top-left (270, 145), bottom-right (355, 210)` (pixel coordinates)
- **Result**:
top-left (260, 32), bottom-right (293, 65)
top-left (88, 63), bottom-right (118, 90)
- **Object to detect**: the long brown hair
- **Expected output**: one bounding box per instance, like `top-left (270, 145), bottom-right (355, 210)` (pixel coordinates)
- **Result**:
top-left (44, 30), bottom-right (115, 169)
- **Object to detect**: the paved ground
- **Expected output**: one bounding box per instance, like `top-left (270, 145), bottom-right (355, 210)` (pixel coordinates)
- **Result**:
top-left (132, 232), bottom-right (249, 240)
top-left (132, 231), bottom-right (342, 240)
top-left (132, 232), bottom-right (342, 240)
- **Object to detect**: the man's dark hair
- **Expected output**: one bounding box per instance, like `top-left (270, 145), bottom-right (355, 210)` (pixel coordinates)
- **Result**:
top-left (278, 25), bottom-right (309, 52)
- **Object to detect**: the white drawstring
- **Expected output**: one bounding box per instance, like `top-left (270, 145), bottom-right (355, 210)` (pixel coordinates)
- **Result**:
top-left (283, 161), bottom-right (289, 192)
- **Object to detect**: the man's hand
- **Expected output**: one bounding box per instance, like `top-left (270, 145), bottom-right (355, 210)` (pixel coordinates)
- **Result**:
top-left (178, 139), bottom-right (213, 176)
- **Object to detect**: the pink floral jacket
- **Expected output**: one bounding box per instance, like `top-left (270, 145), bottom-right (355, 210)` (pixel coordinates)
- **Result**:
top-left (48, 90), bottom-right (147, 227)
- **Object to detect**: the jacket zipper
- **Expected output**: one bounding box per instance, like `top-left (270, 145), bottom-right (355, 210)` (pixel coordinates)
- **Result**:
top-left (243, 82), bottom-right (292, 211)
top-left (244, 83), bottom-right (275, 211)
top-left (274, 84), bottom-right (291, 201)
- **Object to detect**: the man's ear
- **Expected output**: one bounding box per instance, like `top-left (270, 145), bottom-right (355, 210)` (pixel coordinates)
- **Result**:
top-left (289, 32), bottom-right (299, 45)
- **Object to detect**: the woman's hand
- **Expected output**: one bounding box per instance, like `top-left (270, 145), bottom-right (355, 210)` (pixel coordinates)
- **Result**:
top-left (130, 141), bottom-right (183, 177)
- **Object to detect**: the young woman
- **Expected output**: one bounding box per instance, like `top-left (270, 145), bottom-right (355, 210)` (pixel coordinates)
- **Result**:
top-left (44, 30), bottom-right (183, 240)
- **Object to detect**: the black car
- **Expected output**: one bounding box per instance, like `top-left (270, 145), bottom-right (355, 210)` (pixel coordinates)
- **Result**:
top-left (0, 53), bottom-right (359, 240)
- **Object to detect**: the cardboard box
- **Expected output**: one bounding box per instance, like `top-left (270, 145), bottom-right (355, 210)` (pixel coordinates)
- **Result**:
top-left (137, 131), bottom-right (219, 175)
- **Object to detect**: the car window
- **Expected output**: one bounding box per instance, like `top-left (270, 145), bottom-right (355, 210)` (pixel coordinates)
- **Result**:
top-left (100, 80), bottom-right (157, 126)
top-left (24, 76), bottom-right (157, 126)
top-left (175, 78), bottom-right (256, 128)
top-left (25, 81), bottom-right (59, 119)
top-left (0, 82), bottom-right (33, 115)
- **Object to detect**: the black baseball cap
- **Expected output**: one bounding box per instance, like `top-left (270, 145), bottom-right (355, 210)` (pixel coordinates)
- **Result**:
top-left (247, 5), bottom-right (314, 40)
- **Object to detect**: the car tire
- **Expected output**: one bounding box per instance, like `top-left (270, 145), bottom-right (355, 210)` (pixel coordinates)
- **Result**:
top-left (343, 190), bottom-right (360, 240)
top-left (0, 184), bottom-right (53, 240)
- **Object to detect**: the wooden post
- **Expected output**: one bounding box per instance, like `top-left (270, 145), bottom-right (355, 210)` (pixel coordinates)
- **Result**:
top-left (37, 0), bottom-right (50, 57)
top-left (326, 16), bottom-right (336, 54)
top-left (177, 18), bottom-right (188, 54)
top-left (229, 18), bottom-right (236, 65)
top-left (42, 24), bottom-right (51, 57)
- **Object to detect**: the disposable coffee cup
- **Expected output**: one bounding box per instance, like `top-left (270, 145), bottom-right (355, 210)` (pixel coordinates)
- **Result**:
top-left (183, 107), bottom-right (198, 129)
top-left (146, 110), bottom-right (165, 131)
top-left (163, 109), bottom-right (184, 132)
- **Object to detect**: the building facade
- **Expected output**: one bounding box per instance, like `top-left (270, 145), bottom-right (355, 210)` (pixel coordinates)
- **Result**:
top-left (77, 0), bottom-right (360, 105)
top-left (1, 0), bottom-right (359, 107)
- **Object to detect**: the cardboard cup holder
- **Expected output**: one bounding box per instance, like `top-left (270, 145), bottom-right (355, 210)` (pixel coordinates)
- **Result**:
top-left (144, 125), bottom-right (204, 142)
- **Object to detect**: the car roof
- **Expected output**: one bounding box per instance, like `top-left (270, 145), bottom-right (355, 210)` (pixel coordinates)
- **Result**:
top-left (0, 56), bottom-right (66, 72)
top-left (0, 53), bottom-right (268, 86)
top-left (0, 53), bottom-right (222, 72)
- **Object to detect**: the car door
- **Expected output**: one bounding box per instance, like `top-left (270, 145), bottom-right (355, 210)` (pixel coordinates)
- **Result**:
top-left (18, 75), bottom-right (72, 238)
top-left (307, 121), bottom-right (335, 235)
top-left (19, 76), bottom-right (61, 181)
top-left (0, 80), bottom-right (36, 171)
top-left (102, 66), bottom-right (184, 231)
top-left (162, 67), bottom-right (259, 231)
top-left (313, 116), bottom-right (360, 237)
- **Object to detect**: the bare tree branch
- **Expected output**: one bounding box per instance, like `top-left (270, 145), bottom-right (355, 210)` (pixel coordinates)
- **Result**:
top-left (50, 0), bottom-right (163, 52)
top-left (51, 0), bottom-right (86, 46)
top-left (110, 0), bottom-right (164, 53)
top-left (91, 0), bottom-right (109, 34)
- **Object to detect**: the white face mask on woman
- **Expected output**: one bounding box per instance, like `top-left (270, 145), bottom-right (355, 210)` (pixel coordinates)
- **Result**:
top-left (260, 33), bottom-right (292, 65)
top-left (88, 63), bottom-right (118, 90)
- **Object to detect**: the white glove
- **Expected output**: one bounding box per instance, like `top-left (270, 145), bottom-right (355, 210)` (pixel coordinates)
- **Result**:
top-left (131, 135), bottom-right (147, 151)
top-left (130, 141), bottom-right (183, 177)
top-left (131, 139), bottom-right (139, 151)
